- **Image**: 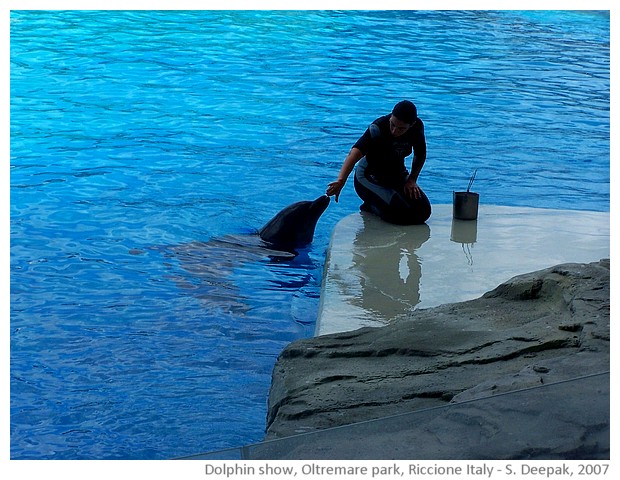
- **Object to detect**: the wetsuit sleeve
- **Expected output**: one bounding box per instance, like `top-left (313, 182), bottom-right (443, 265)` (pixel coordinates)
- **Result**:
top-left (412, 122), bottom-right (427, 163)
top-left (352, 127), bottom-right (373, 155)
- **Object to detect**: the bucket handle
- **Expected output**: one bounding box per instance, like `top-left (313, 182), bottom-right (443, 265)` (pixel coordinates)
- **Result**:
top-left (467, 169), bottom-right (477, 192)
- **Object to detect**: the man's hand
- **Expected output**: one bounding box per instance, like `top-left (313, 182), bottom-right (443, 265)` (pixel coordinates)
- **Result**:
top-left (404, 178), bottom-right (421, 200)
top-left (326, 179), bottom-right (345, 203)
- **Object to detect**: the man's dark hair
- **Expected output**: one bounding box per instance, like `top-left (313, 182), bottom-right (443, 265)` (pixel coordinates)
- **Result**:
top-left (392, 100), bottom-right (418, 124)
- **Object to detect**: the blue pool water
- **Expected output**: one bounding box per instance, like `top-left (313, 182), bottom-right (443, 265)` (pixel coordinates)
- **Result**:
top-left (10, 11), bottom-right (609, 459)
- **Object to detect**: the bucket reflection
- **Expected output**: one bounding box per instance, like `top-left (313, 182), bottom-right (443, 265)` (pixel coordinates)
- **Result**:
top-left (451, 218), bottom-right (478, 266)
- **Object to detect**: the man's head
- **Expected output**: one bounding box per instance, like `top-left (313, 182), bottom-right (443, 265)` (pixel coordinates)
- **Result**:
top-left (390, 100), bottom-right (418, 137)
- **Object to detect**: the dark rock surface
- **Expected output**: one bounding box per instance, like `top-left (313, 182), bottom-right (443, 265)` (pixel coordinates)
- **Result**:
top-left (264, 260), bottom-right (610, 459)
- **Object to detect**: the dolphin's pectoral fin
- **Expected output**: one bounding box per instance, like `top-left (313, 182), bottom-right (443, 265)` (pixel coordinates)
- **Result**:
top-left (258, 244), bottom-right (297, 260)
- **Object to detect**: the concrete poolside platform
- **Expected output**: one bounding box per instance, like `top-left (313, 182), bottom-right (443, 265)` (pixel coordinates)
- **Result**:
top-left (317, 204), bottom-right (610, 336)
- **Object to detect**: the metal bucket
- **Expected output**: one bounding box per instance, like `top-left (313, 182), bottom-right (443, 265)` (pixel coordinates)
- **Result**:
top-left (453, 191), bottom-right (479, 220)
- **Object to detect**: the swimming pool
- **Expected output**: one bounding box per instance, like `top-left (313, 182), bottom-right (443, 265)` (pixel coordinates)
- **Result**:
top-left (10, 10), bottom-right (609, 459)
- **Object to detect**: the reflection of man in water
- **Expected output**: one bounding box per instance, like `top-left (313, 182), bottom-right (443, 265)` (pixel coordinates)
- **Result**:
top-left (351, 214), bottom-right (431, 321)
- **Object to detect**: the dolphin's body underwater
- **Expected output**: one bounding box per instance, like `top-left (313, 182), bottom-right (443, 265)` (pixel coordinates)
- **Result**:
top-left (162, 196), bottom-right (330, 310)
top-left (175, 194), bottom-right (330, 258)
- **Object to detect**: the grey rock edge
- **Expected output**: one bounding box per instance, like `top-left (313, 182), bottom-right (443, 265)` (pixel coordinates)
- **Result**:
top-left (264, 259), bottom-right (610, 459)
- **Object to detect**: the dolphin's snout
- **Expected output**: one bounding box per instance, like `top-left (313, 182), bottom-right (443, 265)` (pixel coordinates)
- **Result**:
top-left (313, 195), bottom-right (330, 213)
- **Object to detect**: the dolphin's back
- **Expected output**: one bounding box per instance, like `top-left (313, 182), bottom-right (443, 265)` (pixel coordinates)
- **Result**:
top-left (258, 202), bottom-right (307, 249)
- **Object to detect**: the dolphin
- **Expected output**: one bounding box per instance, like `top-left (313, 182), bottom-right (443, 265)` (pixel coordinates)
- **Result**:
top-left (157, 195), bottom-right (331, 311)
top-left (258, 195), bottom-right (331, 253)
top-left (166, 194), bottom-right (330, 259)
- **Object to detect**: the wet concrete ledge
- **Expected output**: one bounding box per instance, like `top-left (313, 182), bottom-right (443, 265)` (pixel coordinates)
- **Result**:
top-left (316, 204), bottom-right (609, 335)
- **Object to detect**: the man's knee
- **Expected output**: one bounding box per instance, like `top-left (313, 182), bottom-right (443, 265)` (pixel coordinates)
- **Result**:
top-left (385, 194), bottom-right (431, 225)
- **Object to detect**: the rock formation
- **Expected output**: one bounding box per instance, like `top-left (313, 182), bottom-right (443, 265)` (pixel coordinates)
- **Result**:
top-left (264, 260), bottom-right (610, 459)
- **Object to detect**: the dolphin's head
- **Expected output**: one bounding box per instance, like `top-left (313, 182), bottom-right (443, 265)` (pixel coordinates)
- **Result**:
top-left (258, 195), bottom-right (330, 251)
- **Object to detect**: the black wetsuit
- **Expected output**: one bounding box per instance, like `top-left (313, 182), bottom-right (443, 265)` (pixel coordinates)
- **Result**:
top-left (353, 114), bottom-right (431, 224)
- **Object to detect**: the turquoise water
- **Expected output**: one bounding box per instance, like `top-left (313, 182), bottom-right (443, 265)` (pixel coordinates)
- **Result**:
top-left (10, 11), bottom-right (609, 459)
